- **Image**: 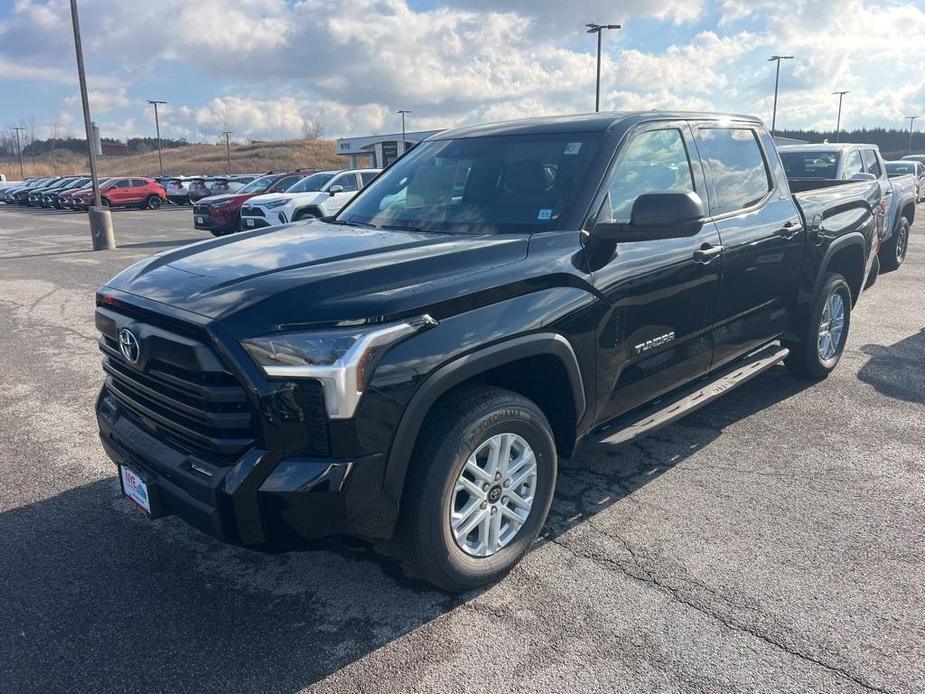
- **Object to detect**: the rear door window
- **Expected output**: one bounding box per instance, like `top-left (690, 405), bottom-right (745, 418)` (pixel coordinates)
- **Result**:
top-left (696, 128), bottom-right (771, 215)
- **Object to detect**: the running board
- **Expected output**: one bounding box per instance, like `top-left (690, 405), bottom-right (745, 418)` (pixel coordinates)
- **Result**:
top-left (593, 345), bottom-right (790, 447)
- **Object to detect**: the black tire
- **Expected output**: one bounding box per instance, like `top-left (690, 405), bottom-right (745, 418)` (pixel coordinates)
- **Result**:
top-left (100, 197), bottom-right (111, 208)
top-left (879, 217), bottom-right (909, 272)
top-left (785, 272), bottom-right (852, 380)
top-left (146, 195), bottom-right (162, 210)
top-left (399, 386), bottom-right (557, 592)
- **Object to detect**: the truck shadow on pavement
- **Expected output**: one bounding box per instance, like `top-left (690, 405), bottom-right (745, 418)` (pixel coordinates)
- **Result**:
top-left (0, 366), bottom-right (814, 693)
top-left (856, 329), bottom-right (925, 404)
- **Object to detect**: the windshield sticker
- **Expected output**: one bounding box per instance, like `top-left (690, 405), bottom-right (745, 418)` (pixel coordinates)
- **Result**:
top-left (564, 142), bottom-right (582, 155)
top-left (537, 208), bottom-right (553, 221)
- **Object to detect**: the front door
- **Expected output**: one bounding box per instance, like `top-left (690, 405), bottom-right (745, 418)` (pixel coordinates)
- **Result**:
top-left (592, 123), bottom-right (722, 422)
top-left (692, 125), bottom-right (804, 369)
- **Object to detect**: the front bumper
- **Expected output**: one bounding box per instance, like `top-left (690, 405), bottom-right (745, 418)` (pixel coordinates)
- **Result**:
top-left (193, 208), bottom-right (237, 234)
top-left (96, 387), bottom-right (390, 547)
top-left (240, 216), bottom-right (273, 231)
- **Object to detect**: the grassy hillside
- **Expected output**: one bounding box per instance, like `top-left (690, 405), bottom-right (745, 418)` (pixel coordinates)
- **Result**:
top-left (0, 139), bottom-right (344, 179)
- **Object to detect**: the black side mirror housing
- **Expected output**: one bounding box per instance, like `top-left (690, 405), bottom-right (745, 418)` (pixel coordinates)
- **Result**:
top-left (593, 191), bottom-right (706, 242)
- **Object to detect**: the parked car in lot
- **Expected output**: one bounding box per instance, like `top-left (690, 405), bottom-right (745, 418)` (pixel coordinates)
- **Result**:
top-left (0, 177), bottom-right (45, 204)
top-left (193, 171), bottom-right (306, 236)
top-left (239, 169), bottom-right (379, 229)
top-left (780, 143), bottom-right (914, 270)
top-left (95, 112), bottom-right (883, 591)
top-left (72, 177), bottom-right (167, 210)
top-left (164, 178), bottom-right (195, 205)
top-left (60, 178), bottom-right (114, 209)
top-left (886, 160), bottom-right (925, 201)
top-left (41, 177), bottom-right (91, 208)
top-left (11, 177), bottom-right (60, 205)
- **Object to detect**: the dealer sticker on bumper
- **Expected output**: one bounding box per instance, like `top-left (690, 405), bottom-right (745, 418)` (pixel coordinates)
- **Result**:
top-left (196, 216), bottom-right (205, 224)
top-left (120, 465), bottom-right (151, 514)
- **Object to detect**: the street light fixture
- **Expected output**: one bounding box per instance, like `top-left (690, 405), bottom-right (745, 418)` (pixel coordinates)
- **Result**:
top-left (586, 23), bottom-right (621, 113)
top-left (397, 109), bottom-right (412, 153)
top-left (221, 130), bottom-right (234, 174)
top-left (833, 91), bottom-right (850, 143)
top-left (906, 115), bottom-right (919, 155)
top-left (147, 99), bottom-right (167, 176)
top-left (767, 55), bottom-right (793, 136)
top-left (69, 0), bottom-right (114, 250)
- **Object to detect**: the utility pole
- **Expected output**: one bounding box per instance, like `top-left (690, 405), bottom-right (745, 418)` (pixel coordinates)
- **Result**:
top-left (768, 55), bottom-right (793, 136)
top-left (147, 99), bottom-right (167, 176)
top-left (586, 23), bottom-right (621, 113)
top-left (69, 0), bottom-right (114, 249)
top-left (906, 115), bottom-right (919, 155)
top-left (222, 131), bottom-right (234, 174)
top-left (833, 91), bottom-right (849, 143)
top-left (11, 126), bottom-right (25, 179)
top-left (397, 109), bottom-right (411, 154)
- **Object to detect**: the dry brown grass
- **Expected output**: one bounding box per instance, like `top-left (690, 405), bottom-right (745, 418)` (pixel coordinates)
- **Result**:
top-left (0, 139), bottom-right (343, 179)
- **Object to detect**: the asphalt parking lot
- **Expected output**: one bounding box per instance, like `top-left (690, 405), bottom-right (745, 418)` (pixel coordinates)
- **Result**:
top-left (0, 204), bottom-right (923, 693)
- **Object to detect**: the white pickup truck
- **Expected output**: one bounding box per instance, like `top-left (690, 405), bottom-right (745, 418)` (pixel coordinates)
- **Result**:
top-left (780, 143), bottom-right (915, 271)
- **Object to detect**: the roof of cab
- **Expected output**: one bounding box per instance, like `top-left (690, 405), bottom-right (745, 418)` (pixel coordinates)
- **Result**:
top-left (778, 143), bottom-right (881, 151)
top-left (430, 111), bottom-right (764, 140)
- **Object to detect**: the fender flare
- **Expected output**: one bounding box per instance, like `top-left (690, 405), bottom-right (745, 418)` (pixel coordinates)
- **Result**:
top-left (382, 332), bottom-right (586, 501)
top-left (813, 231), bottom-right (866, 300)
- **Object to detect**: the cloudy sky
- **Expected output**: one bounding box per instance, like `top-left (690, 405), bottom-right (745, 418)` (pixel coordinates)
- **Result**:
top-left (1, 0), bottom-right (924, 144)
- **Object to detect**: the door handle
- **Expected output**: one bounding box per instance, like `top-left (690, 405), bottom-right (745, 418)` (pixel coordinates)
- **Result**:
top-left (776, 221), bottom-right (803, 239)
top-left (693, 244), bottom-right (723, 262)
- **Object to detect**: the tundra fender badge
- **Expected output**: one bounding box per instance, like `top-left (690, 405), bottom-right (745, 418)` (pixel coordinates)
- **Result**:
top-left (634, 331), bottom-right (676, 355)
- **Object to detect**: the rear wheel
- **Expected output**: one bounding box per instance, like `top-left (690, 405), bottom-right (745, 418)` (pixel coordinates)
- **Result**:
top-left (146, 195), bottom-right (162, 210)
top-left (879, 217), bottom-right (909, 272)
top-left (785, 273), bottom-right (852, 380)
top-left (399, 386), bottom-right (557, 592)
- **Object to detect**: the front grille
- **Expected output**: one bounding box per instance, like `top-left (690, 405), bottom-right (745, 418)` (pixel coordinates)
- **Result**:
top-left (97, 308), bottom-right (256, 464)
top-left (240, 206), bottom-right (264, 218)
top-left (193, 205), bottom-right (210, 216)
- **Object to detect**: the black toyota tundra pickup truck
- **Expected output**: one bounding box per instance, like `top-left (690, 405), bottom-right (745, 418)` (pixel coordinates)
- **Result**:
top-left (96, 112), bottom-right (883, 591)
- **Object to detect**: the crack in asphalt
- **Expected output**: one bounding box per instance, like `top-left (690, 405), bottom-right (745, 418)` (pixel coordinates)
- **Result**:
top-left (547, 534), bottom-right (895, 694)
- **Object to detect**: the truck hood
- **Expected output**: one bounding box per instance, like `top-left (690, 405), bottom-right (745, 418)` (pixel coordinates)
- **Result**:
top-left (105, 220), bottom-right (530, 329)
top-left (197, 192), bottom-right (250, 206)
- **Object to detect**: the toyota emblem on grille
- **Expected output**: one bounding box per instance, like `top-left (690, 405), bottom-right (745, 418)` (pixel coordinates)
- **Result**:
top-left (118, 328), bottom-right (140, 364)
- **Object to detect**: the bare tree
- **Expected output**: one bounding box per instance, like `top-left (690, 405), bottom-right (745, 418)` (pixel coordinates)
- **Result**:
top-left (301, 120), bottom-right (325, 140)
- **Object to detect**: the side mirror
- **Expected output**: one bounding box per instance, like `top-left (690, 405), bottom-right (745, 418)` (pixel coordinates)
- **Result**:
top-left (850, 172), bottom-right (877, 181)
top-left (328, 185), bottom-right (344, 196)
top-left (593, 191), bottom-right (706, 242)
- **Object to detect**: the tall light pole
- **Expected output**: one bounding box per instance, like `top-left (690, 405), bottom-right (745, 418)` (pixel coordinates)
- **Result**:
top-left (906, 115), bottom-right (919, 155)
top-left (768, 55), bottom-right (793, 136)
top-left (833, 91), bottom-right (850, 143)
top-left (147, 99), bottom-right (167, 176)
top-left (69, 0), bottom-right (114, 249)
top-left (11, 126), bottom-right (25, 179)
top-left (222, 130), bottom-right (234, 174)
top-left (586, 23), bottom-right (621, 113)
top-left (397, 109), bottom-right (411, 155)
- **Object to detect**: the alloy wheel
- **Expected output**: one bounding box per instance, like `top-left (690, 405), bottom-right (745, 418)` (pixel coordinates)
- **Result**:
top-left (896, 225), bottom-right (908, 263)
top-left (449, 432), bottom-right (537, 558)
top-left (817, 291), bottom-right (846, 361)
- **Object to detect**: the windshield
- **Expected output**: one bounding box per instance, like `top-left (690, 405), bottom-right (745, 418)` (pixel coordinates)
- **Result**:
top-left (287, 172), bottom-right (334, 193)
top-left (337, 133), bottom-right (602, 234)
top-left (886, 163), bottom-right (915, 176)
top-left (237, 175), bottom-right (276, 194)
top-left (779, 151), bottom-right (839, 179)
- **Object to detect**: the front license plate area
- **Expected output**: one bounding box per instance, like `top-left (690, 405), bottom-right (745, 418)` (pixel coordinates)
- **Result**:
top-left (118, 464), bottom-right (169, 518)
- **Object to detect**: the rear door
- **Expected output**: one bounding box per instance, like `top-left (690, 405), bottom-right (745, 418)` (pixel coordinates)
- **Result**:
top-left (591, 121), bottom-right (722, 420)
top-left (130, 179), bottom-right (149, 203)
top-left (692, 124), bottom-right (803, 369)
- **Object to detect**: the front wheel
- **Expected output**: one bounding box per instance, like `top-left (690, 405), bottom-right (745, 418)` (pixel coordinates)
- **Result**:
top-left (879, 217), bottom-right (909, 272)
top-left (785, 272), bottom-right (852, 380)
top-left (399, 386), bottom-right (557, 592)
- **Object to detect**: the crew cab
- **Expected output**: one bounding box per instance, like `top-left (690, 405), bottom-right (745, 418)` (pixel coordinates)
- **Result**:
top-left (193, 172), bottom-right (306, 236)
top-left (95, 112), bottom-right (882, 591)
top-left (239, 169), bottom-right (379, 230)
top-left (780, 143), bottom-right (914, 270)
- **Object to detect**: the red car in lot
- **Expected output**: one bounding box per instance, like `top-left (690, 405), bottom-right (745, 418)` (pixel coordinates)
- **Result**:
top-left (72, 177), bottom-right (167, 210)
top-left (193, 172), bottom-right (305, 236)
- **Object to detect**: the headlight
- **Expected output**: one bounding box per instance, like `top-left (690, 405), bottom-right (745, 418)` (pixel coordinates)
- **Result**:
top-left (263, 198), bottom-right (289, 209)
top-left (242, 315), bottom-right (437, 419)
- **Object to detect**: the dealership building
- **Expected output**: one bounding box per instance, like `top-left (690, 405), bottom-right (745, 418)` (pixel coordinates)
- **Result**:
top-left (335, 129), bottom-right (442, 169)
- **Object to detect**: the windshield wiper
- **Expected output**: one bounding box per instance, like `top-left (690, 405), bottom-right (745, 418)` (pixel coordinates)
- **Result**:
top-left (326, 218), bottom-right (377, 229)
top-left (376, 223), bottom-right (429, 233)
